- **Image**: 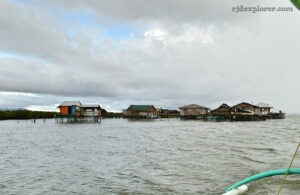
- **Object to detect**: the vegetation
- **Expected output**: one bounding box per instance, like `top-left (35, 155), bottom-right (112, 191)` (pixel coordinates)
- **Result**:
top-left (100, 109), bottom-right (122, 118)
top-left (291, 0), bottom-right (300, 10)
top-left (102, 112), bottom-right (123, 118)
top-left (0, 108), bottom-right (179, 120)
top-left (0, 110), bottom-right (57, 120)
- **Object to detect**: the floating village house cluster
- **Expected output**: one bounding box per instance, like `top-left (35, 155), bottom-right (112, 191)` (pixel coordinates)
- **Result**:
top-left (56, 101), bottom-right (285, 123)
top-left (121, 102), bottom-right (284, 120)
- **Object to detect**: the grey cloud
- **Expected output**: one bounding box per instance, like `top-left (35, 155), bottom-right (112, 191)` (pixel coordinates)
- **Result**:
top-left (0, 0), bottom-right (299, 112)
top-left (40, 0), bottom-right (259, 25)
top-left (0, 58), bottom-right (122, 97)
top-left (0, 1), bottom-right (74, 59)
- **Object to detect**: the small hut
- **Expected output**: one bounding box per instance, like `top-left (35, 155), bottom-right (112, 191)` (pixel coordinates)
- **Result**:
top-left (231, 102), bottom-right (267, 121)
top-left (56, 101), bottom-right (101, 123)
top-left (211, 103), bottom-right (232, 116)
top-left (81, 104), bottom-right (101, 117)
top-left (256, 103), bottom-right (272, 115)
top-left (232, 102), bottom-right (260, 114)
top-left (124, 105), bottom-right (156, 118)
top-left (179, 104), bottom-right (210, 118)
top-left (57, 101), bottom-right (82, 116)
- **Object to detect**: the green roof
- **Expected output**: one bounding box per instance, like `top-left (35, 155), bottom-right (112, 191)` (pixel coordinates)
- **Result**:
top-left (130, 105), bottom-right (153, 110)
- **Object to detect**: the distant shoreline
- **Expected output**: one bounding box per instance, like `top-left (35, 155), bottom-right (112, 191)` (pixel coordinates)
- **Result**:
top-left (1, 110), bottom-right (294, 121)
top-left (0, 110), bottom-right (124, 120)
top-left (0, 110), bottom-right (57, 120)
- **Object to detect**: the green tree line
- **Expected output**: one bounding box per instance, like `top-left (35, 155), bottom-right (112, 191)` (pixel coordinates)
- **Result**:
top-left (0, 110), bottom-right (57, 120)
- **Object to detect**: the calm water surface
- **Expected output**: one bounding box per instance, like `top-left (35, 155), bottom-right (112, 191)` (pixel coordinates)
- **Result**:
top-left (0, 116), bottom-right (300, 194)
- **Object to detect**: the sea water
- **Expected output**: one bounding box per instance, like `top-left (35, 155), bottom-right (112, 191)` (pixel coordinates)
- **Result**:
top-left (0, 116), bottom-right (300, 194)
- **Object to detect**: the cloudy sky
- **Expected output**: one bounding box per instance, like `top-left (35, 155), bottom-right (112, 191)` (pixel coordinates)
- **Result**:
top-left (0, 0), bottom-right (299, 112)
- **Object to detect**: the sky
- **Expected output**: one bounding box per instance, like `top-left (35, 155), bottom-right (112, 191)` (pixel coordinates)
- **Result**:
top-left (0, 0), bottom-right (299, 113)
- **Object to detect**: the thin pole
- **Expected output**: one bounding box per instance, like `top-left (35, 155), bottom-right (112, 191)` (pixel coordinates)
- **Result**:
top-left (277, 142), bottom-right (300, 194)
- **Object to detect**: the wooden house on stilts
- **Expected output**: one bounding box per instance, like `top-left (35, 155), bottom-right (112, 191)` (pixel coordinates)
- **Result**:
top-left (179, 104), bottom-right (210, 119)
top-left (56, 101), bottom-right (101, 123)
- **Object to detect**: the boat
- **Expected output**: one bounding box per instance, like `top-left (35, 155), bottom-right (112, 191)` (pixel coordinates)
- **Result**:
top-left (223, 143), bottom-right (300, 195)
top-left (222, 168), bottom-right (300, 195)
top-left (146, 115), bottom-right (159, 119)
